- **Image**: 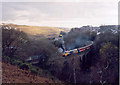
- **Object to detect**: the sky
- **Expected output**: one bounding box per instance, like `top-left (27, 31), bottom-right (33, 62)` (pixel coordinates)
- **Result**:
top-left (1, 0), bottom-right (119, 28)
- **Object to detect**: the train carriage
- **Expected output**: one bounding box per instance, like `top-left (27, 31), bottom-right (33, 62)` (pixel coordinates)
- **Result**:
top-left (62, 41), bottom-right (93, 57)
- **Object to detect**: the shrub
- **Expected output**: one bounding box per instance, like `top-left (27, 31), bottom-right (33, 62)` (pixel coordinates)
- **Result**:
top-left (2, 56), bottom-right (10, 63)
top-left (10, 59), bottom-right (16, 65)
top-left (20, 63), bottom-right (29, 70)
top-left (14, 60), bottom-right (22, 66)
top-left (30, 68), bottom-right (38, 75)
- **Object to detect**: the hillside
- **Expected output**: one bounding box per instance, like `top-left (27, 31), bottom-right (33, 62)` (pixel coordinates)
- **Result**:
top-left (6, 24), bottom-right (65, 37)
top-left (2, 62), bottom-right (61, 83)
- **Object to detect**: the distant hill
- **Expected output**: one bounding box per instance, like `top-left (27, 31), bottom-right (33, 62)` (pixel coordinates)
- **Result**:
top-left (4, 24), bottom-right (67, 38)
top-left (57, 27), bottom-right (71, 32)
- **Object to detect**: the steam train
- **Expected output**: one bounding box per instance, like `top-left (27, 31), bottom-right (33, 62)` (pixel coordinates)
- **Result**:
top-left (57, 34), bottom-right (93, 57)
top-left (62, 42), bottom-right (93, 57)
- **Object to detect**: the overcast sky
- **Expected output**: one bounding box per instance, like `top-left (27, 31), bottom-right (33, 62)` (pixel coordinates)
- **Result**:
top-left (1, 0), bottom-right (118, 28)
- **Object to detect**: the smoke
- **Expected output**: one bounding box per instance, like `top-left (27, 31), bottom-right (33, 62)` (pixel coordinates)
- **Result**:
top-left (64, 28), bottom-right (92, 51)
top-left (65, 36), bottom-right (89, 51)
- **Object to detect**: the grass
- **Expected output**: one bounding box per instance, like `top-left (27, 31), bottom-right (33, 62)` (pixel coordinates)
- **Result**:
top-left (7, 24), bottom-right (64, 37)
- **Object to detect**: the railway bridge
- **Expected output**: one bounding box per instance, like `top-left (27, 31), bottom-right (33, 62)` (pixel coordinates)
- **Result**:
top-left (55, 34), bottom-right (94, 84)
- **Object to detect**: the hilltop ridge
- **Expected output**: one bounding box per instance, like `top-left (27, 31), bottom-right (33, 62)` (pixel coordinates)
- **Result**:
top-left (1, 23), bottom-right (68, 38)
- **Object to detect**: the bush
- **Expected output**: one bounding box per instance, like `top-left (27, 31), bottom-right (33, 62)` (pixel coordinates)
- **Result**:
top-left (10, 59), bottom-right (15, 65)
top-left (30, 68), bottom-right (38, 75)
top-left (14, 60), bottom-right (22, 66)
top-left (20, 63), bottom-right (30, 70)
top-left (2, 56), bottom-right (11, 63)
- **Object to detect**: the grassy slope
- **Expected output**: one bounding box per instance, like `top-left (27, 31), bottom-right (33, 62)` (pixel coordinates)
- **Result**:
top-left (2, 62), bottom-right (61, 83)
top-left (7, 24), bottom-right (65, 37)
